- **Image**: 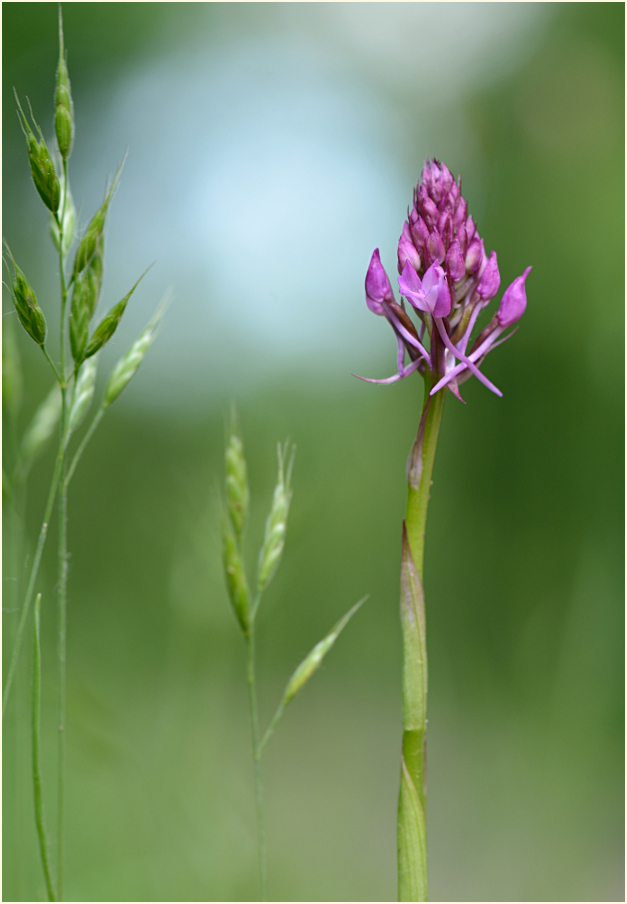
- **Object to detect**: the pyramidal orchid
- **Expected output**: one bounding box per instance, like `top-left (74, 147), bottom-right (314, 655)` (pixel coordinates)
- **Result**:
top-left (357, 158), bottom-right (530, 403)
top-left (357, 160), bottom-right (530, 902)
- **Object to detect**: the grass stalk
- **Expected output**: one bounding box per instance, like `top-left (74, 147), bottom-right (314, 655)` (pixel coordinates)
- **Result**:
top-left (246, 627), bottom-right (268, 901)
top-left (33, 593), bottom-right (57, 902)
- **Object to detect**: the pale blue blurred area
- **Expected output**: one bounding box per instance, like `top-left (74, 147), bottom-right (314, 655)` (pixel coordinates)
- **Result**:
top-left (64, 2), bottom-right (553, 409)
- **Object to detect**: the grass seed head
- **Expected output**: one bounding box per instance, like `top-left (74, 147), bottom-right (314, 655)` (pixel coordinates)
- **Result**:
top-left (4, 249), bottom-right (47, 346)
top-left (257, 442), bottom-right (294, 592)
top-left (225, 432), bottom-right (249, 543)
top-left (82, 266), bottom-right (150, 362)
top-left (222, 510), bottom-right (251, 634)
top-left (14, 92), bottom-right (60, 213)
top-left (72, 161), bottom-right (124, 278)
top-left (104, 297), bottom-right (168, 406)
top-left (55, 8), bottom-right (74, 159)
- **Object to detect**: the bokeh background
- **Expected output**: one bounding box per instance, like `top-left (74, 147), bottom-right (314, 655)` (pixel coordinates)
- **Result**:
top-left (3, 3), bottom-right (624, 901)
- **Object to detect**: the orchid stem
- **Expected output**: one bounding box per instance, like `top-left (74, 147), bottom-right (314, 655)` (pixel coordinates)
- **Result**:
top-left (398, 373), bottom-right (445, 903)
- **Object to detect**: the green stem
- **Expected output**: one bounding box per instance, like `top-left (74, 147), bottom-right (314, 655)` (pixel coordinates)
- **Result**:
top-left (56, 452), bottom-right (67, 903)
top-left (258, 700), bottom-right (285, 757)
top-left (405, 378), bottom-right (446, 578)
top-left (56, 169), bottom-right (69, 902)
top-left (397, 374), bottom-right (446, 903)
top-left (32, 594), bottom-right (57, 902)
top-left (245, 629), bottom-right (267, 901)
top-left (41, 346), bottom-right (63, 385)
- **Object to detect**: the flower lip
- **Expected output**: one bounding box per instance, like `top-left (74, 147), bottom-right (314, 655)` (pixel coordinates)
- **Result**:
top-left (398, 261), bottom-right (451, 318)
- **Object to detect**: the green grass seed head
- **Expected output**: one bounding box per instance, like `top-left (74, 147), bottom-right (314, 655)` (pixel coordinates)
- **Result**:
top-left (4, 250), bottom-right (47, 346)
top-left (257, 442), bottom-right (294, 592)
top-left (225, 433), bottom-right (249, 543)
top-left (55, 7), bottom-right (74, 160)
top-left (104, 297), bottom-right (167, 406)
top-left (221, 510), bottom-right (251, 634)
top-left (14, 92), bottom-right (60, 213)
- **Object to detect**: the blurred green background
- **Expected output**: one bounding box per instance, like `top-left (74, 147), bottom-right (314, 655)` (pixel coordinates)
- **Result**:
top-left (3, 3), bottom-right (624, 901)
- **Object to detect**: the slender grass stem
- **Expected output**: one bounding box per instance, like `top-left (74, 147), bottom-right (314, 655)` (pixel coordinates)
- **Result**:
top-left (397, 373), bottom-right (446, 903)
top-left (245, 628), bottom-right (267, 901)
top-left (56, 459), bottom-right (67, 903)
top-left (56, 170), bottom-right (69, 902)
top-left (42, 346), bottom-right (63, 385)
top-left (32, 594), bottom-right (57, 902)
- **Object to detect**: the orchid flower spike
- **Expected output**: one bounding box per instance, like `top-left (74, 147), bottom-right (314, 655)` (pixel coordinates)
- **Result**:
top-left (356, 159), bottom-right (531, 401)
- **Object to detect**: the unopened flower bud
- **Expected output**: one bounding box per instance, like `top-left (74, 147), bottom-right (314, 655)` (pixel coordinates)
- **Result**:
top-left (446, 240), bottom-right (465, 282)
top-left (465, 236), bottom-right (483, 274)
top-left (453, 197), bottom-right (467, 231)
top-left (365, 249), bottom-right (395, 314)
top-left (437, 209), bottom-right (452, 246)
top-left (427, 230), bottom-right (445, 264)
top-left (497, 267), bottom-right (531, 327)
top-left (456, 224), bottom-right (468, 257)
top-left (397, 222), bottom-right (421, 274)
top-left (477, 250), bottom-right (500, 300)
top-left (419, 189), bottom-right (438, 228)
top-left (409, 213), bottom-right (429, 252)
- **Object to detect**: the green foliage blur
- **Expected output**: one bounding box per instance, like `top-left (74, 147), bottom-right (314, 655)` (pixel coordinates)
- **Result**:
top-left (3, 4), bottom-right (623, 902)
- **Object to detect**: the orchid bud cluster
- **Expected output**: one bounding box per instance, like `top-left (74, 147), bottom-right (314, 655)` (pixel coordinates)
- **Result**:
top-left (359, 159), bottom-right (531, 401)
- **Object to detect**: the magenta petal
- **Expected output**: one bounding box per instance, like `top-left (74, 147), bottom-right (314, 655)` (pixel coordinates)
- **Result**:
top-left (434, 317), bottom-right (502, 397)
top-left (477, 250), bottom-right (500, 300)
top-left (365, 249), bottom-right (395, 314)
top-left (497, 266), bottom-right (531, 327)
